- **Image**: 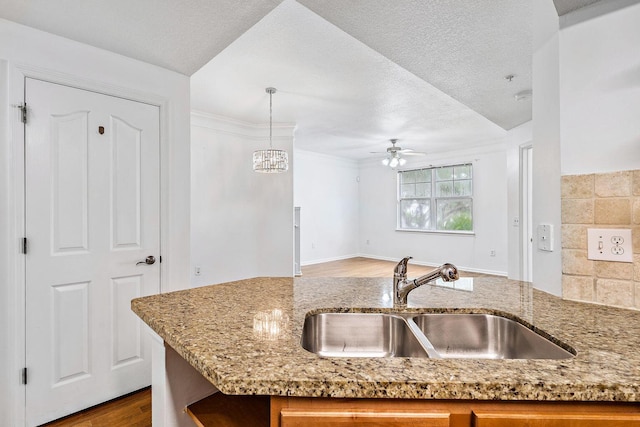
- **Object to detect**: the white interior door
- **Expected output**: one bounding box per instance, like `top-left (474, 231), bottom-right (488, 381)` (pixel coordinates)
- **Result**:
top-left (24, 78), bottom-right (160, 426)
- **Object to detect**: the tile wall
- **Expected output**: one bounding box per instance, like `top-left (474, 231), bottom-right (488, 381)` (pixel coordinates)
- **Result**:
top-left (561, 170), bottom-right (640, 309)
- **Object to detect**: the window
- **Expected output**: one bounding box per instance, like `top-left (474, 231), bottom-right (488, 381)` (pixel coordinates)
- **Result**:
top-left (397, 164), bottom-right (473, 232)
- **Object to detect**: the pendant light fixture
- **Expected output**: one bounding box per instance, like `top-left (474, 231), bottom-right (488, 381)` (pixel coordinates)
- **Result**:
top-left (253, 87), bottom-right (289, 173)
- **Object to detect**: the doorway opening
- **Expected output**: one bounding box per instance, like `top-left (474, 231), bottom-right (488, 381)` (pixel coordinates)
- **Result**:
top-left (520, 144), bottom-right (533, 282)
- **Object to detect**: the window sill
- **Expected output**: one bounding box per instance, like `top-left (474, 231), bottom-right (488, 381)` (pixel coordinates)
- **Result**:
top-left (395, 229), bottom-right (475, 236)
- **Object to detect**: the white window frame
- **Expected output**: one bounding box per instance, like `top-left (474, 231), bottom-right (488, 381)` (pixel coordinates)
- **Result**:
top-left (396, 163), bottom-right (474, 234)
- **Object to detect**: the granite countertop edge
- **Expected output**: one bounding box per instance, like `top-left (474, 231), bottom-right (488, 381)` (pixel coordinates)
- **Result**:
top-left (131, 276), bottom-right (640, 403)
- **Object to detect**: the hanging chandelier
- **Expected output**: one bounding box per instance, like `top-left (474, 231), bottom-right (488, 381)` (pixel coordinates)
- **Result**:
top-left (253, 87), bottom-right (289, 173)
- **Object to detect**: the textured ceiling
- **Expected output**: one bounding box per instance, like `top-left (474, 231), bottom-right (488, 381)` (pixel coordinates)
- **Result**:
top-left (553, 0), bottom-right (640, 27)
top-left (191, 1), bottom-right (506, 160)
top-left (0, 0), bottom-right (283, 75)
top-left (0, 0), bottom-right (543, 159)
top-left (553, 0), bottom-right (604, 15)
top-left (297, 0), bottom-right (533, 130)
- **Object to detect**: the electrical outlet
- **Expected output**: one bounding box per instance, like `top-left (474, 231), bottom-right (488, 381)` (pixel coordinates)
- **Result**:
top-left (490, 250), bottom-right (496, 257)
top-left (611, 236), bottom-right (624, 246)
top-left (587, 228), bottom-right (633, 262)
top-left (611, 246), bottom-right (625, 255)
top-left (194, 266), bottom-right (201, 276)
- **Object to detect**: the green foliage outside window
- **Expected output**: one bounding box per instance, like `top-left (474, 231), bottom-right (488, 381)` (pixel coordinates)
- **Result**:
top-left (398, 164), bottom-right (473, 232)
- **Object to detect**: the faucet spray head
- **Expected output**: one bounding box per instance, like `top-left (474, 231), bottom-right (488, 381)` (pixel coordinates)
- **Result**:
top-left (440, 263), bottom-right (459, 282)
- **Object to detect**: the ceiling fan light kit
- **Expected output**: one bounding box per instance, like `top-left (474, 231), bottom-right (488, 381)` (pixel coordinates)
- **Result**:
top-left (382, 153), bottom-right (406, 168)
top-left (253, 87), bottom-right (289, 173)
top-left (377, 139), bottom-right (423, 169)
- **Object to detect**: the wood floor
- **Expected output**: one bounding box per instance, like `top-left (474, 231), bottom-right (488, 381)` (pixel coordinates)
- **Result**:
top-left (301, 256), bottom-right (490, 278)
top-left (41, 387), bottom-right (151, 427)
top-left (40, 257), bottom-right (489, 426)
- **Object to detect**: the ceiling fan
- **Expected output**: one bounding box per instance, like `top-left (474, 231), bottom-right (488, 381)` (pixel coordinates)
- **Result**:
top-left (371, 139), bottom-right (427, 168)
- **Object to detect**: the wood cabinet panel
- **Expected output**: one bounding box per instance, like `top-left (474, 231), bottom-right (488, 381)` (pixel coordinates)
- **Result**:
top-left (186, 392), bottom-right (270, 427)
top-left (188, 394), bottom-right (640, 427)
top-left (473, 410), bottom-right (640, 427)
top-left (280, 408), bottom-right (450, 427)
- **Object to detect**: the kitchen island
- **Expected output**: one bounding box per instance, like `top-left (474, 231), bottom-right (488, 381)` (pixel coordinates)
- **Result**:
top-left (132, 276), bottom-right (640, 426)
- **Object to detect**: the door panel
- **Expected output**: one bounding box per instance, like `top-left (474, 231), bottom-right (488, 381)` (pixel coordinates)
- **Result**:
top-left (111, 274), bottom-right (144, 367)
top-left (280, 409), bottom-right (451, 427)
top-left (111, 115), bottom-right (142, 249)
top-left (51, 111), bottom-right (89, 253)
top-left (52, 281), bottom-right (90, 385)
top-left (473, 410), bottom-right (640, 427)
top-left (25, 78), bottom-right (160, 426)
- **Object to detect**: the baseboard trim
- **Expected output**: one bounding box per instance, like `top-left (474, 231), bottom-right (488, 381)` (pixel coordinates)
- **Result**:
top-left (300, 254), bottom-right (361, 266)
top-left (344, 254), bottom-right (508, 277)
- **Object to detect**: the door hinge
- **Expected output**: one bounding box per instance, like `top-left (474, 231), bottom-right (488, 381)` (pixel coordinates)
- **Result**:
top-left (21, 237), bottom-right (28, 255)
top-left (22, 367), bottom-right (28, 385)
top-left (12, 103), bottom-right (27, 124)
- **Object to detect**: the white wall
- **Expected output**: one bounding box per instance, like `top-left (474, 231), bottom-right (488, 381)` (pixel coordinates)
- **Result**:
top-left (190, 113), bottom-right (294, 287)
top-left (358, 144), bottom-right (509, 275)
top-left (293, 150), bottom-right (359, 265)
top-left (531, 1), bottom-right (563, 296)
top-left (559, 2), bottom-right (640, 175)
top-left (0, 19), bottom-right (190, 426)
top-left (530, 1), bottom-right (640, 296)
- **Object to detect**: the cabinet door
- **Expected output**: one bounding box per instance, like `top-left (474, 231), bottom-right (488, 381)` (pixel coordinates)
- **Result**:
top-left (473, 410), bottom-right (640, 427)
top-left (280, 408), bottom-right (450, 427)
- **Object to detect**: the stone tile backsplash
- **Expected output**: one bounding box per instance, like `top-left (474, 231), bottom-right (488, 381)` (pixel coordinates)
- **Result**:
top-left (561, 170), bottom-right (640, 310)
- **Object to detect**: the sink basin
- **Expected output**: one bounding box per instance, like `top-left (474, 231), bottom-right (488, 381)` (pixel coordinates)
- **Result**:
top-left (301, 313), bottom-right (429, 357)
top-left (301, 311), bottom-right (575, 359)
top-left (412, 313), bottom-right (574, 359)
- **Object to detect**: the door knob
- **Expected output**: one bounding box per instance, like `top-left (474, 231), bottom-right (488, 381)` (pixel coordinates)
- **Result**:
top-left (136, 256), bottom-right (156, 266)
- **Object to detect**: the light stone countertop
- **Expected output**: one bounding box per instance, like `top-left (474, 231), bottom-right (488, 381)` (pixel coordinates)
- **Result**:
top-left (131, 276), bottom-right (640, 402)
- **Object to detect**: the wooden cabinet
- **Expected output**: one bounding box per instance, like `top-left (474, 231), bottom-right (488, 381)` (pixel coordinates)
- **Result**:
top-left (187, 394), bottom-right (640, 427)
top-left (279, 408), bottom-right (450, 427)
top-left (186, 393), bottom-right (270, 427)
top-left (472, 409), bottom-right (640, 427)
top-left (271, 398), bottom-right (456, 427)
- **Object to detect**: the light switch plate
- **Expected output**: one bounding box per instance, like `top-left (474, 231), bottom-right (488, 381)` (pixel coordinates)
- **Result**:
top-left (587, 228), bottom-right (633, 262)
top-left (537, 223), bottom-right (553, 251)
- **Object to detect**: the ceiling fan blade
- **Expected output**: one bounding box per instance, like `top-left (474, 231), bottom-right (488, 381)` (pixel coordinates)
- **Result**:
top-left (397, 148), bottom-right (427, 154)
top-left (402, 152), bottom-right (427, 156)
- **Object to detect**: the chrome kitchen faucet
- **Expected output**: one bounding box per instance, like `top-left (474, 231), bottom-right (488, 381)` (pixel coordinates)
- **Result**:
top-left (393, 256), bottom-right (459, 307)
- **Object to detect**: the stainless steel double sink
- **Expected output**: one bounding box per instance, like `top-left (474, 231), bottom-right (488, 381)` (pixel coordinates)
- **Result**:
top-left (301, 312), bottom-right (575, 359)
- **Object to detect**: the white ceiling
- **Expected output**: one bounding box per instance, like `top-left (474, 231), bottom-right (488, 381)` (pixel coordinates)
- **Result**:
top-left (190, 1), bottom-right (507, 159)
top-left (0, 0), bottom-right (283, 75)
top-left (553, 0), bottom-right (605, 15)
top-left (0, 0), bottom-right (606, 161)
top-left (296, 0), bottom-right (532, 131)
